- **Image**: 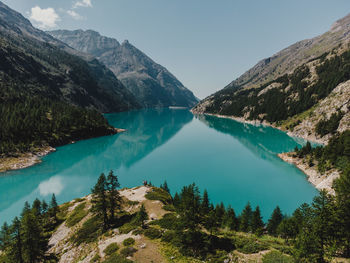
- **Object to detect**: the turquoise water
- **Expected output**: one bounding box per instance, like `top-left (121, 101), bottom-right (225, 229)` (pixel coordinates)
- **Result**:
top-left (0, 109), bottom-right (318, 224)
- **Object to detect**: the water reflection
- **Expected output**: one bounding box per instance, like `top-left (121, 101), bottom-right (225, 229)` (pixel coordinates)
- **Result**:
top-left (0, 109), bottom-right (193, 223)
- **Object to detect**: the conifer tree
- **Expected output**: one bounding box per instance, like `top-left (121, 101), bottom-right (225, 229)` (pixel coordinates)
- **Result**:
top-left (91, 173), bottom-right (109, 230)
top-left (32, 199), bottom-right (42, 218)
top-left (251, 206), bottom-right (264, 235)
top-left (160, 180), bottom-right (170, 194)
top-left (106, 170), bottom-right (121, 223)
top-left (223, 206), bottom-right (238, 231)
top-left (201, 189), bottom-right (210, 215)
top-left (267, 206), bottom-right (283, 236)
top-left (240, 202), bottom-right (252, 232)
top-left (0, 222), bottom-right (10, 250)
top-left (214, 202), bottom-right (226, 227)
top-left (137, 204), bottom-right (148, 228)
top-left (49, 194), bottom-right (59, 223)
top-left (9, 217), bottom-right (23, 263)
top-left (173, 192), bottom-right (180, 208)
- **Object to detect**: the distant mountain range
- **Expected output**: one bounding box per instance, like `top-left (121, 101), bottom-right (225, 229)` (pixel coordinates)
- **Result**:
top-left (193, 13), bottom-right (350, 144)
top-left (49, 29), bottom-right (198, 108)
top-left (0, 2), bottom-right (140, 113)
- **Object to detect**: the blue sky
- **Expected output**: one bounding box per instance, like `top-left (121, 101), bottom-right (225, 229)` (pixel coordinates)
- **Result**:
top-left (3, 0), bottom-right (350, 98)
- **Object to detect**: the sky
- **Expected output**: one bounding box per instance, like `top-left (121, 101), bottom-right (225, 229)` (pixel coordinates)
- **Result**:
top-left (2, 0), bottom-right (350, 99)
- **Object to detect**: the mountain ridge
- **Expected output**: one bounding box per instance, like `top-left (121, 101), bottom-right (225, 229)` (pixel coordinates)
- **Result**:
top-left (49, 29), bottom-right (199, 108)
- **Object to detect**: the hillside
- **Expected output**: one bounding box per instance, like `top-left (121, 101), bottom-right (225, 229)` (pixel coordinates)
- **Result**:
top-left (48, 29), bottom-right (198, 108)
top-left (192, 14), bottom-right (350, 145)
top-left (0, 1), bottom-right (141, 159)
top-left (1, 170), bottom-right (350, 263)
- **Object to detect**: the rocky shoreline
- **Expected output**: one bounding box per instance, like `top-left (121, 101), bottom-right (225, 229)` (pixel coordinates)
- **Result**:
top-left (0, 128), bottom-right (127, 174)
top-left (278, 152), bottom-right (339, 194)
top-left (0, 146), bottom-right (56, 173)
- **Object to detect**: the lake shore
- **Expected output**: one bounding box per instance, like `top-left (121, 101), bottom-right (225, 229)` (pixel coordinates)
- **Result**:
top-left (196, 112), bottom-right (326, 145)
top-left (0, 146), bottom-right (56, 173)
top-left (195, 112), bottom-right (337, 193)
top-left (0, 128), bottom-right (127, 174)
top-left (278, 152), bottom-right (339, 194)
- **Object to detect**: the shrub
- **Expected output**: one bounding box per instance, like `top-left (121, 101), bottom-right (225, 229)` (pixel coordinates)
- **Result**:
top-left (119, 222), bottom-right (138, 234)
top-left (103, 243), bottom-right (119, 256)
top-left (120, 247), bottom-right (137, 257)
top-left (66, 203), bottom-right (88, 227)
top-left (143, 228), bottom-right (163, 239)
top-left (150, 213), bottom-right (179, 230)
top-left (123, 237), bottom-right (135, 246)
top-left (235, 237), bottom-right (268, 254)
top-left (90, 253), bottom-right (100, 263)
top-left (163, 204), bottom-right (176, 211)
top-left (145, 188), bottom-right (172, 204)
top-left (262, 250), bottom-right (294, 263)
top-left (71, 216), bottom-right (101, 245)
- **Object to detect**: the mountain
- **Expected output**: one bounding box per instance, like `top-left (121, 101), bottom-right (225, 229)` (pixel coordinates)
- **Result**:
top-left (0, 1), bottom-right (140, 156)
top-left (0, 1), bottom-right (139, 113)
top-left (192, 13), bottom-right (350, 144)
top-left (48, 29), bottom-right (199, 108)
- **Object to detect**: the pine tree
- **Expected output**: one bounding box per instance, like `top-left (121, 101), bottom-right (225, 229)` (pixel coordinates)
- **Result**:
top-left (9, 217), bottom-right (23, 263)
top-left (21, 202), bottom-right (30, 218)
top-left (137, 204), bottom-right (148, 228)
top-left (91, 173), bottom-right (109, 230)
top-left (173, 192), bottom-right (180, 208)
top-left (32, 199), bottom-right (42, 218)
top-left (41, 200), bottom-right (48, 214)
top-left (267, 206), bottom-right (283, 236)
top-left (106, 170), bottom-right (121, 223)
top-left (214, 202), bottom-right (226, 227)
top-left (223, 206), bottom-right (238, 231)
top-left (251, 206), bottom-right (264, 235)
top-left (0, 222), bottom-right (10, 250)
top-left (49, 194), bottom-right (59, 223)
top-left (240, 202), bottom-right (252, 232)
top-left (201, 189), bottom-right (210, 215)
top-left (160, 180), bottom-right (170, 194)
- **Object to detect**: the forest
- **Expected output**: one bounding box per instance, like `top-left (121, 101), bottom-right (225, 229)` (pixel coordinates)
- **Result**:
top-left (205, 49), bottom-right (350, 125)
top-left (0, 168), bottom-right (349, 262)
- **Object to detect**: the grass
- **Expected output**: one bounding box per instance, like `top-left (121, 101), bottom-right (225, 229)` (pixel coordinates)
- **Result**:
top-left (262, 250), bottom-right (295, 263)
top-left (71, 215), bottom-right (102, 245)
top-left (66, 203), bottom-right (88, 227)
top-left (280, 105), bottom-right (317, 131)
top-left (145, 187), bottom-right (172, 204)
top-left (103, 243), bottom-right (119, 256)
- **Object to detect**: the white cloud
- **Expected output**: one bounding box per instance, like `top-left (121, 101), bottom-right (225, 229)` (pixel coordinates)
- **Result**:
top-left (67, 10), bottom-right (83, 20)
top-left (73, 0), bottom-right (92, 9)
top-left (38, 176), bottom-right (64, 196)
top-left (30, 6), bottom-right (60, 29)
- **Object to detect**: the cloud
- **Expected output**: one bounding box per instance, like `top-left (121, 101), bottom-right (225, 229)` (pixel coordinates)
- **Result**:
top-left (38, 176), bottom-right (64, 196)
top-left (30, 6), bottom-right (60, 29)
top-left (67, 10), bottom-right (83, 20)
top-left (73, 0), bottom-right (92, 8)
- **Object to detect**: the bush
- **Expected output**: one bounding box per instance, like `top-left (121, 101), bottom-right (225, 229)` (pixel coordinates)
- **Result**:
top-left (145, 188), bottom-right (172, 204)
top-left (262, 250), bottom-right (294, 263)
top-left (103, 243), bottom-right (119, 256)
top-left (143, 228), bottom-right (162, 239)
top-left (123, 237), bottom-right (135, 246)
top-left (119, 222), bottom-right (138, 234)
top-left (71, 216), bottom-right (101, 245)
top-left (150, 213), bottom-right (179, 230)
top-left (120, 247), bottom-right (137, 257)
top-left (163, 204), bottom-right (176, 211)
top-left (90, 253), bottom-right (100, 263)
top-left (66, 203), bottom-right (88, 227)
top-left (235, 237), bottom-right (268, 254)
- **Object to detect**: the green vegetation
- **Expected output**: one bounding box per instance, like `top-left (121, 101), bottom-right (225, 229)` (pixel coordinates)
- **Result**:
top-left (296, 130), bottom-right (350, 173)
top-left (315, 111), bottom-right (344, 137)
top-left (0, 97), bottom-right (115, 155)
top-left (206, 49), bottom-right (350, 124)
top-left (66, 203), bottom-right (88, 227)
top-left (2, 167), bottom-right (350, 262)
top-left (145, 187), bottom-right (172, 204)
top-left (103, 243), bottom-right (119, 256)
top-left (122, 238), bottom-right (135, 247)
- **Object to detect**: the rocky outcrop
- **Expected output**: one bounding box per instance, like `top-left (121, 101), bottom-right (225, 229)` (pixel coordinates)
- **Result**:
top-left (49, 29), bottom-right (198, 108)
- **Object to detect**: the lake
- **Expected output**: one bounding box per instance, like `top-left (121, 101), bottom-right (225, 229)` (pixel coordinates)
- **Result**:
top-left (0, 108), bottom-right (318, 224)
